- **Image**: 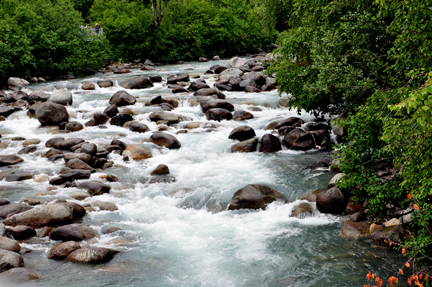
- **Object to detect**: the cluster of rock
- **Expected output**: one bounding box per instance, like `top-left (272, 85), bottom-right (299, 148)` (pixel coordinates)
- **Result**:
top-left (228, 116), bottom-right (332, 153)
top-left (0, 200), bottom-right (120, 282)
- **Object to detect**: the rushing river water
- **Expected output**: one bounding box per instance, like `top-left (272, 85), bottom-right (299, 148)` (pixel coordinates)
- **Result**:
top-left (0, 58), bottom-right (406, 286)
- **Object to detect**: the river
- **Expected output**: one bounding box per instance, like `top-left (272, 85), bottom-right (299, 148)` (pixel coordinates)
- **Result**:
top-left (0, 58), bottom-right (405, 286)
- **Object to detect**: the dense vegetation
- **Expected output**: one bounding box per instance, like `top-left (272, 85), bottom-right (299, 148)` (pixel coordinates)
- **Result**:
top-left (267, 0), bottom-right (432, 283)
top-left (0, 0), bottom-right (275, 84)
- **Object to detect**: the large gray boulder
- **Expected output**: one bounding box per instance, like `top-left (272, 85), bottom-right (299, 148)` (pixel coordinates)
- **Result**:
top-left (205, 108), bottom-right (232, 121)
top-left (49, 89), bottom-right (73, 105)
top-left (0, 249), bottom-right (24, 270)
top-left (66, 247), bottom-right (119, 264)
top-left (120, 76), bottom-right (154, 89)
top-left (259, 134), bottom-right (281, 153)
top-left (3, 203), bottom-right (74, 229)
top-left (0, 107), bottom-right (16, 118)
top-left (167, 74), bottom-right (190, 84)
top-left (241, 72), bottom-right (265, 87)
top-left (218, 68), bottom-right (243, 82)
top-left (316, 187), bottom-right (345, 214)
top-left (50, 224), bottom-right (97, 242)
top-left (36, 101), bottom-right (69, 126)
top-left (109, 90), bottom-right (136, 106)
top-left (7, 77), bottom-right (29, 87)
top-left (226, 57), bottom-right (248, 68)
top-left (228, 184), bottom-right (285, 210)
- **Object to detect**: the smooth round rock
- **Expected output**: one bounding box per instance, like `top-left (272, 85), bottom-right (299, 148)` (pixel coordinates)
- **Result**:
top-left (49, 89), bottom-right (73, 105)
top-left (228, 126), bottom-right (256, 142)
top-left (124, 144), bottom-right (152, 161)
top-left (0, 267), bottom-right (39, 281)
top-left (78, 181), bottom-right (111, 196)
top-left (50, 224), bottom-right (97, 242)
top-left (316, 187), bottom-right (345, 214)
top-left (109, 90), bottom-right (136, 106)
top-left (66, 247), bottom-right (119, 264)
top-left (228, 184), bottom-right (285, 210)
top-left (149, 133), bottom-right (181, 149)
top-left (48, 241), bottom-right (81, 259)
top-left (150, 164), bottom-right (170, 175)
top-left (259, 134), bottom-right (281, 153)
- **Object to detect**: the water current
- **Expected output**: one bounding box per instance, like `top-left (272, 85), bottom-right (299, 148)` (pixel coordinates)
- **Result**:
top-left (0, 58), bottom-right (406, 286)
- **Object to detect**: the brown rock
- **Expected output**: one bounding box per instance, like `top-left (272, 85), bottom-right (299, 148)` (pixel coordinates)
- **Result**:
top-left (228, 184), bottom-right (285, 210)
top-left (50, 224), bottom-right (97, 242)
top-left (66, 247), bottom-right (119, 264)
top-left (340, 222), bottom-right (371, 240)
top-left (48, 241), bottom-right (81, 259)
top-left (124, 144), bottom-right (152, 160)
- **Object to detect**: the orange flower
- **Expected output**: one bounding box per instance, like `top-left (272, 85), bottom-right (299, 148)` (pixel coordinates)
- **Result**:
top-left (399, 268), bottom-right (404, 275)
top-left (413, 204), bottom-right (419, 210)
top-left (364, 285), bottom-right (370, 287)
top-left (406, 262), bottom-right (411, 268)
top-left (425, 274), bottom-right (429, 281)
top-left (407, 194), bottom-right (412, 200)
top-left (367, 271), bottom-right (375, 281)
top-left (389, 242), bottom-right (393, 246)
top-left (388, 276), bottom-right (398, 287)
top-left (402, 248), bottom-right (406, 254)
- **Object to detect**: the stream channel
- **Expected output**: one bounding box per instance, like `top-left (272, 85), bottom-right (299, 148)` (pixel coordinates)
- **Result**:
top-left (0, 58), bottom-right (405, 286)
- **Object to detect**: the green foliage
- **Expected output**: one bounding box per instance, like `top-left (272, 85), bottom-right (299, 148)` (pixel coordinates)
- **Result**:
top-left (0, 0), bottom-right (111, 83)
top-left (267, 0), bottom-right (432, 277)
top-left (90, 0), bottom-right (277, 62)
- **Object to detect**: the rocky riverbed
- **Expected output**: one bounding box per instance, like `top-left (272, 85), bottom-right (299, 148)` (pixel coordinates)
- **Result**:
top-left (0, 56), bottom-right (406, 286)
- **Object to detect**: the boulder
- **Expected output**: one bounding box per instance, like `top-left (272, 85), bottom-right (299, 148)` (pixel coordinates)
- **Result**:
top-left (149, 133), bottom-right (181, 149)
top-left (104, 105), bottom-right (119, 117)
top-left (50, 224), bottom-right (97, 242)
top-left (120, 76), bottom-right (154, 89)
top-left (64, 153), bottom-right (92, 164)
top-left (244, 86), bottom-right (261, 93)
top-left (45, 137), bottom-right (65, 148)
top-left (109, 90), bottom-right (136, 106)
top-left (283, 128), bottom-right (315, 151)
top-left (340, 222), bottom-right (371, 240)
top-left (200, 99), bottom-right (234, 112)
top-left (97, 80), bottom-right (113, 88)
top-left (149, 111), bottom-right (179, 123)
top-left (65, 121), bottom-right (84, 132)
top-left (150, 164), bottom-right (170, 175)
top-left (0, 249), bottom-right (24, 270)
top-left (241, 72), bottom-right (265, 87)
top-left (228, 126), bottom-right (256, 142)
top-left (82, 82), bottom-right (95, 90)
top-left (110, 113), bottom-right (133, 126)
top-left (5, 225), bottom-right (36, 240)
top-left (66, 158), bottom-right (94, 172)
top-left (129, 123), bottom-right (150, 133)
top-left (218, 68), bottom-right (244, 82)
top-left (205, 108), bottom-right (232, 121)
top-left (78, 181), bottom-right (111, 196)
top-left (167, 74), bottom-right (190, 84)
top-left (228, 184), bottom-right (285, 210)
top-left (149, 75), bottom-right (162, 82)
top-left (66, 247), bottom-right (119, 264)
top-left (0, 203), bottom-right (33, 219)
top-left (93, 113), bottom-right (110, 125)
top-left (226, 57), bottom-right (248, 69)
top-left (80, 143), bottom-right (97, 156)
top-left (7, 77), bottom-right (29, 87)
top-left (194, 88), bottom-right (226, 99)
top-left (291, 202), bottom-right (313, 218)
top-left (3, 203), bottom-right (74, 228)
top-left (231, 138), bottom-right (258, 153)
top-left (48, 241), bottom-right (81, 259)
top-left (0, 155), bottom-right (24, 166)
top-left (316, 187), bottom-right (345, 214)
top-left (29, 90), bottom-right (50, 102)
top-left (36, 102), bottom-right (69, 126)
top-left (371, 226), bottom-right (401, 245)
top-left (22, 139), bottom-right (41, 147)
top-left (49, 89), bottom-right (73, 105)
top-left (188, 81), bottom-right (210, 91)
top-left (17, 147), bottom-right (37, 155)
top-left (172, 86), bottom-right (188, 93)
top-left (259, 134), bottom-right (281, 153)
top-left (54, 138), bottom-right (84, 150)
top-left (233, 110), bottom-right (253, 121)
top-left (91, 201), bottom-right (118, 211)
top-left (276, 117), bottom-right (304, 129)
top-left (0, 267), bottom-right (39, 282)
top-left (124, 144), bottom-right (152, 161)
top-left (0, 237), bottom-right (21, 252)
top-left (0, 107), bottom-right (16, 118)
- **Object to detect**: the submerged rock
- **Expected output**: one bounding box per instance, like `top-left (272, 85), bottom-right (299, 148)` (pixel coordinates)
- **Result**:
top-left (228, 184), bottom-right (284, 210)
top-left (0, 267), bottom-right (39, 282)
top-left (50, 224), bottom-right (97, 242)
top-left (340, 222), bottom-right (371, 240)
